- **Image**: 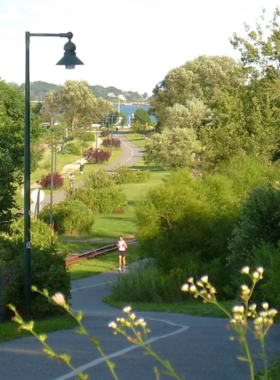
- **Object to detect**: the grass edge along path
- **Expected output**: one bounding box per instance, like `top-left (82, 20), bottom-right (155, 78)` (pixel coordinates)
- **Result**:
top-left (0, 314), bottom-right (77, 343)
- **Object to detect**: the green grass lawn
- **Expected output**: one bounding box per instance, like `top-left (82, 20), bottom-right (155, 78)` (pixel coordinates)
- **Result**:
top-left (103, 297), bottom-right (235, 318)
top-left (90, 170), bottom-right (167, 239)
top-left (124, 132), bottom-right (147, 149)
top-left (0, 315), bottom-right (77, 343)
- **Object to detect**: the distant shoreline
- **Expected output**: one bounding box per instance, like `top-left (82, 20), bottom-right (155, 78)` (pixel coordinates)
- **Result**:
top-left (113, 102), bottom-right (151, 107)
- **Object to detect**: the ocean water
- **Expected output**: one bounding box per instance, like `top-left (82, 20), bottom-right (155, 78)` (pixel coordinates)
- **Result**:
top-left (113, 104), bottom-right (156, 125)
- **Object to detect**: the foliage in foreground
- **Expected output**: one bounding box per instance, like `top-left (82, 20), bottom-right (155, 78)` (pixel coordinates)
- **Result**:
top-left (7, 266), bottom-right (279, 380)
top-left (136, 157), bottom-right (280, 302)
top-left (0, 219), bottom-right (71, 319)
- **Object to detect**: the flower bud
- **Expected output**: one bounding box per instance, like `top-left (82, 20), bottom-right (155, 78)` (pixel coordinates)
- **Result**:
top-left (241, 266), bottom-right (250, 274)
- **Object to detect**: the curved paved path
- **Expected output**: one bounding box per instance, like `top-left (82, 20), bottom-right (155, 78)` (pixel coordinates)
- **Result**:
top-left (0, 269), bottom-right (279, 380)
top-left (41, 132), bottom-right (143, 208)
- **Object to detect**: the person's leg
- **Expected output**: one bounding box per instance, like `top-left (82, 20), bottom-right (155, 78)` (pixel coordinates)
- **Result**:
top-left (118, 254), bottom-right (122, 270)
top-left (122, 255), bottom-right (126, 267)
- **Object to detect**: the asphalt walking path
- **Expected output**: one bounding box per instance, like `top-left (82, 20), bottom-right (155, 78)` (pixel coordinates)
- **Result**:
top-left (40, 132), bottom-right (144, 208)
top-left (0, 268), bottom-right (280, 380)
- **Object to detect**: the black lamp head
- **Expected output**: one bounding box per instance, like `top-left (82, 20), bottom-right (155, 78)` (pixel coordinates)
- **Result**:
top-left (56, 34), bottom-right (83, 69)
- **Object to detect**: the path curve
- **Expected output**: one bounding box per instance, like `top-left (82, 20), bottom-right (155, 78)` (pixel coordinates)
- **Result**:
top-left (0, 270), bottom-right (279, 380)
top-left (41, 132), bottom-right (143, 208)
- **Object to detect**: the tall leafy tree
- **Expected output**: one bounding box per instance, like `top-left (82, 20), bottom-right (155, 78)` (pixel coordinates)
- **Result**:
top-left (133, 108), bottom-right (151, 125)
top-left (144, 127), bottom-right (201, 169)
top-left (41, 80), bottom-right (114, 130)
top-left (0, 80), bottom-right (41, 228)
top-left (150, 55), bottom-right (242, 129)
top-left (230, 7), bottom-right (280, 78)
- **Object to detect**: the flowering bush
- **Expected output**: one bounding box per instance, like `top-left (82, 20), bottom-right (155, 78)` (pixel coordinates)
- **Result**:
top-left (101, 130), bottom-right (109, 137)
top-left (181, 266), bottom-right (278, 380)
top-left (84, 148), bottom-right (111, 164)
top-left (40, 172), bottom-right (64, 189)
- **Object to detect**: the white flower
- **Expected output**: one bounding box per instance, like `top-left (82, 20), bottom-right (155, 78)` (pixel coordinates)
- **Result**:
top-left (241, 266), bottom-right (250, 274)
top-left (249, 304), bottom-right (257, 311)
top-left (181, 284), bottom-right (189, 292)
top-left (123, 306), bottom-right (132, 313)
top-left (187, 277), bottom-right (194, 284)
top-left (262, 302), bottom-right (269, 310)
top-left (108, 322), bottom-right (117, 329)
top-left (189, 285), bottom-right (197, 292)
top-left (135, 318), bottom-right (145, 326)
top-left (256, 267), bottom-right (264, 275)
top-left (201, 275), bottom-right (209, 284)
top-left (267, 309), bottom-right (278, 317)
top-left (209, 287), bottom-right (217, 294)
top-left (252, 271), bottom-right (259, 280)
top-left (51, 293), bottom-right (66, 306)
top-left (232, 305), bottom-right (244, 314)
top-left (254, 317), bottom-right (263, 325)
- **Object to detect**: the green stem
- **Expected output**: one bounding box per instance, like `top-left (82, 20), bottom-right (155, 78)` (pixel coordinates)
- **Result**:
top-left (68, 309), bottom-right (119, 380)
top-left (260, 336), bottom-right (268, 380)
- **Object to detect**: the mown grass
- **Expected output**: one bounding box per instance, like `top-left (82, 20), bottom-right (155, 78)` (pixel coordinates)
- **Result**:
top-left (69, 245), bottom-right (140, 280)
top-left (91, 170), bottom-right (167, 239)
top-left (102, 297), bottom-right (235, 318)
top-left (124, 132), bottom-right (147, 149)
top-left (0, 315), bottom-right (77, 343)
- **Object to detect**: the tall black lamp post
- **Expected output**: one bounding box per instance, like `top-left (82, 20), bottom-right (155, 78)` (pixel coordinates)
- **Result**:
top-left (24, 31), bottom-right (83, 318)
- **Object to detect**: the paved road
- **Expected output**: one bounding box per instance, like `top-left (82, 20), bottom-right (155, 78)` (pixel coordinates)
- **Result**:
top-left (0, 269), bottom-right (279, 380)
top-left (41, 132), bottom-right (143, 207)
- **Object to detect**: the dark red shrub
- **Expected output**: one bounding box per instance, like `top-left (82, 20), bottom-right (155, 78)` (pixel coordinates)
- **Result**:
top-left (101, 130), bottom-right (109, 137)
top-left (40, 172), bottom-right (64, 189)
top-left (102, 138), bottom-right (121, 149)
top-left (84, 148), bottom-right (111, 164)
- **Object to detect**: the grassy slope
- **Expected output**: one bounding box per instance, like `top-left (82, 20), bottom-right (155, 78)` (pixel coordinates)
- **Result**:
top-left (91, 170), bottom-right (166, 239)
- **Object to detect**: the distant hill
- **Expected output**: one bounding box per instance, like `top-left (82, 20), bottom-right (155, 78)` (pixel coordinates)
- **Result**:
top-left (7, 81), bottom-right (151, 103)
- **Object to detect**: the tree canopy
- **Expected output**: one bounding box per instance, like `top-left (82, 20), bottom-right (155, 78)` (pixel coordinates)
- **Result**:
top-left (41, 80), bottom-right (115, 130)
top-left (0, 80), bottom-right (41, 228)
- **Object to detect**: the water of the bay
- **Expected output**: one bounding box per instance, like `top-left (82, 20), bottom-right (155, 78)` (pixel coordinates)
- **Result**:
top-left (113, 104), bottom-right (156, 125)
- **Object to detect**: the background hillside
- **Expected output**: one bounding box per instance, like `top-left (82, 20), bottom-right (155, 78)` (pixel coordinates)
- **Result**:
top-left (7, 81), bottom-right (151, 103)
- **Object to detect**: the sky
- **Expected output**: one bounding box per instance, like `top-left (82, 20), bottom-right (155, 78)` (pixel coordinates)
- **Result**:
top-left (0, 0), bottom-right (279, 96)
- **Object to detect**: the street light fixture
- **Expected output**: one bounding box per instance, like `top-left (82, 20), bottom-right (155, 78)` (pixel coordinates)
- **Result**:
top-left (24, 31), bottom-right (83, 318)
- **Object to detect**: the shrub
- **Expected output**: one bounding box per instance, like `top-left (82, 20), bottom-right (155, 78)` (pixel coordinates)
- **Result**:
top-left (38, 199), bottom-right (95, 234)
top-left (101, 130), bottom-right (109, 137)
top-left (0, 218), bottom-right (71, 319)
top-left (108, 260), bottom-right (190, 303)
top-left (84, 132), bottom-right (96, 142)
top-left (65, 140), bottom-right (82, 155)
top-left (114, 165), bottom-right (151, 184)
top-left (84, 148), bottom-right (111, 164)
top-left (66, 187), bottom-right (127, 214)
top-left (40, 172), bottom-right (64, 189)
top-left (228, 185), bottom-right (280, 281)
top-left (74, 131), bottom-right (95, 142)
top-left (84, 169), bottom-right (115, 189)
top-left (102, 138), bottom-right (121, 149)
